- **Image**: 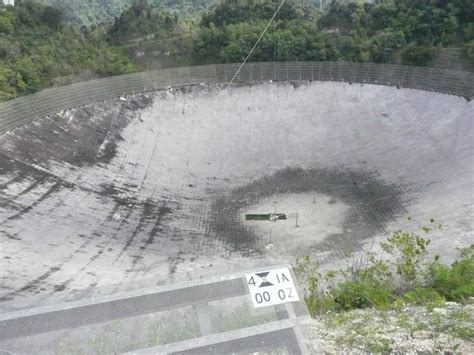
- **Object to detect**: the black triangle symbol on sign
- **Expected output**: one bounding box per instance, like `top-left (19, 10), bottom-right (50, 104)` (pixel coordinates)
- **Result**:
top-left (256, 271), bottom-right (273, 287)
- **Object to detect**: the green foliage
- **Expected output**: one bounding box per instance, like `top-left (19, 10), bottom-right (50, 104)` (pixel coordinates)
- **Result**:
top-left (294, 255), bottom-right (321, 296)
top-left (380, 229), bottom-right (430, 285)
top-left (193, 0), bottom-right (340, 64)
top-left (428, 246), bottom-right (474, 302)
top-left (192, 0), bottom-right (470, 66)
top-left (294, 255), bottom-right (336, 315)
top-left (320, 0), bottom-right (467, 45)
top-left (342, 252), bottom-right (393, 288)
top-left (0, 66), bottom-right (23, 100)
top-left (0, 2), bottom-right (136, 102)
top-left (401, 43), bottom-right (437, 66)
top-left (296, 252), bottom-right (395, 314)
top-left (36, 0), bottom-right (215, 26)
top-left (369, 30), bottom-right (406, 63)
top-left (0, 9), bottom-right (14, 34)
top-left (331, 280), bottom-right (393, 311)
top-left (366, 339), bottom-right (393, 354)
top-left (318, 1), bottom-right (370, 35)
top-left (107, 0), bottom-right (179, 44)
top-left (201, 0), bottom-right (304, 27)
top-left (401, 287), bottom-right (445, 306)
top-left (295, 223), bottom-right (474, 316)
top-left (332, 252), bottom-right (394, 311)
top-left (450, 325), bottom-right (474, 342)
top-left (3, 0), bottom-right (472, 102)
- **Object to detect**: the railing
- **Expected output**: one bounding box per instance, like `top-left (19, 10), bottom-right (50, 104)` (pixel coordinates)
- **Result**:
top-left (0, 266), bottom-right (311, 354)
top-left (1, 62), bottom-right (473, 135)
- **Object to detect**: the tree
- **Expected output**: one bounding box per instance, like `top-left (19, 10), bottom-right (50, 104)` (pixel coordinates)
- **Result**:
top-left (0, 9), bottom-right (14, 34)
top-left (401, 43), bottom-right (436, 66)
top-left (369, 30), bottom-right (405, 63)
top-left (0, 1), bottom-right (136, 102)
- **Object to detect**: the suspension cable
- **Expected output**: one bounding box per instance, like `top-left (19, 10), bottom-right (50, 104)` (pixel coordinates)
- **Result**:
top-left (224, 0), bottom-right (286, 90)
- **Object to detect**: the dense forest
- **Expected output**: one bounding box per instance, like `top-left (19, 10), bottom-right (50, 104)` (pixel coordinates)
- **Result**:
top-left (32, 0), bottom-right (344, 26)
top-left (0, 2), bottom-right (137, 101)
top-left (193, 0), bottom-right (473, 65)
top-left (35, 0), bottom-right (215, 26)
top-left (0, 0), bottom-right (473, 102)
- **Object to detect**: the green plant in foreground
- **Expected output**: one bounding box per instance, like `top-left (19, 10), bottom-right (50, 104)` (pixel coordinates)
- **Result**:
top-left (294, 255), bottom-right (321, 296)
top-left (296, 222), bottom-right (474, 316)
top-left (294, 255), bottom-right (335, 315)
top-left (380, 229), bottom-right (430, 286)
top-left (428, 245), bottom-right (474, 302)
top-left (331, 280), bottom-right (393, 311)
top-left (366, 338), bottom-right (393, 353)
top-left (401, 287), bottom-right (445, 307)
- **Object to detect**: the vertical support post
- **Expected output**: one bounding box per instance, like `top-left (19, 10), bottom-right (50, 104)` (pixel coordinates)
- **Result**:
top-left (195, 303), bottom-right (213, 336)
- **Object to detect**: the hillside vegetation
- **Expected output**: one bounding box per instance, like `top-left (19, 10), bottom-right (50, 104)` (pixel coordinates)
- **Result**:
top-left (193, 0), bottom-right (473, 65)
top-left (107, 0), bottom-right (180, 44)
top-left (0, 2), bottom-right (136, 101)
top-left (1, 0), bottom-right (473, 102)
top-left (31, 0), bottom-right (348, 26)
top-left (35, 0), bottom-right (215, 26)
top-left (295, 223), bottom-right (474, 352)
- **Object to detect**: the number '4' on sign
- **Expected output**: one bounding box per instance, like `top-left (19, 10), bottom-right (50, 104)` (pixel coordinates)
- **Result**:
top-left (245, 268), bottom-right (300, 308)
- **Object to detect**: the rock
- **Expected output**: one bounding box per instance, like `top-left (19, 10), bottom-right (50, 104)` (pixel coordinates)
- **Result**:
top-left (445, 301), bottom-right (459, 307)
top-left (432, 307), bottom-right (447, 315)
top-left (412, 330), bottom-right (431, 339)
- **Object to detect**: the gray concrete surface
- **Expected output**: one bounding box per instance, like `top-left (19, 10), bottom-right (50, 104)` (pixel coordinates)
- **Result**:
top-left (0, 80), bottom-right (473, 312)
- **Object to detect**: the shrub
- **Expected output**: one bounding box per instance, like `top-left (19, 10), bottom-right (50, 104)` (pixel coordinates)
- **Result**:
top-left (295, 229), bottom-right (473, 317)
top-left (428, 246), bottom-right (474, 302)
top-left (294, 256), bottom-right (338, 315)
top-left (294, 255), bottom-right (321, 297)
top-left (369, 30), bottom-right (406, 63)
top-left (401, 43), bottom-right (437, 66)
top-left (380, 229), bottom-right (430, 286)
top-left (331, 281), bottom-right (393, 311)
top-left (401, 287), bottom-right (445, 306)
top-left (344, 252), bottom-right (393, 287)
top-left (304, 292), bottom-right (337, 315)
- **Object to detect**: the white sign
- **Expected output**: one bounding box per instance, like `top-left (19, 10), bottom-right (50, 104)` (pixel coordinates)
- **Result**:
top-left (245, 268), bottom-right (300, 308)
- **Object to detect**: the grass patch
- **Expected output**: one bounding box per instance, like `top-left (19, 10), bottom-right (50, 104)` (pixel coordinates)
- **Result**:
top-left (428, 246), bottom-right (474, 302)
top-left (331, 280), bottom-right (393, 311)
top-left (400, 287), bottom-right (445, 306)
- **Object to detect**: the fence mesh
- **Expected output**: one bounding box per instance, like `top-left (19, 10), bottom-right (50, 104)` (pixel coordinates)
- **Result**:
top-left (1, 62), bottom-right (472, 135)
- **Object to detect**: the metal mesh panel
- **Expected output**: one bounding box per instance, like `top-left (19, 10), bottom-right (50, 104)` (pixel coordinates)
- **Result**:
top-left (173, 327), bottom-right (298, 354)
top-left (0, 279), bottom-right (247, 341)
top-left (1, 62), bottom-right (472, 135)
top-left (0, 268), bottom-right (310, 354)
